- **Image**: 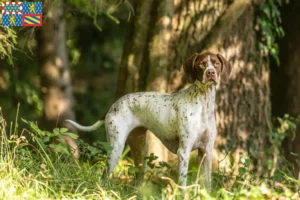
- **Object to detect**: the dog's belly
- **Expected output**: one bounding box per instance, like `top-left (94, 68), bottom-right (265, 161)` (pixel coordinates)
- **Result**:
top-left (144, 123), bottom-right (179, 154)
top-left (159, 137), bottom-right (179, 154)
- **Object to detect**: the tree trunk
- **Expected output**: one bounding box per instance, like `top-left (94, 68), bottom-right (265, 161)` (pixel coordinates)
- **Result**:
top-left (118, 0), bottom-right (271, 172)
top-left (271, 1), bottom-right (300, 180)
top-left (36, 1), bottom-right (79, 159)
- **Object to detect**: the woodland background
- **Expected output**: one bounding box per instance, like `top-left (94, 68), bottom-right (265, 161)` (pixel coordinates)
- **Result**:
top-left (0, 0), bottom-right (300, 199)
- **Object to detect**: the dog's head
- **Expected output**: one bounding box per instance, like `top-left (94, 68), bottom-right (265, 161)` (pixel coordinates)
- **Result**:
top-left (183, 52), bottom-right (232, 85)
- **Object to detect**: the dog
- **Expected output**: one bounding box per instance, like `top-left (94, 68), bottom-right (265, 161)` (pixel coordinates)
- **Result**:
top-left (66, 52), bottom-right (231, 190)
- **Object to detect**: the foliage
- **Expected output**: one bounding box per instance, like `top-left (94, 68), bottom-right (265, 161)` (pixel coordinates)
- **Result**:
top-left (0, 27), bottom-right (17, 64)
top-left (66, 0), bottom-right (133, 31)
top-left (274, 114), bottom-right (300, 141)
top-left (0, 0), bottom-right (18, 64)
top-left (265, 114), bottom-right (300, 175)
top-left (268, 114), bottom-right (300, 154)
top-left (212, 155), bottom-right (299, 199)
top-left (0, 0), bottom-right (129, 136)
top-left (79, 140), bottom-right (113, 160)
top-left (21, 117), bottom-right (114, 164)
top-left (145, 153), bottom-right (171, 170)
top-left (22, 118), bottom-right (79, 155)
top-left (0, 108), bottom-right (299, 199)
top-left (254, 0), bottom-right (289, 65)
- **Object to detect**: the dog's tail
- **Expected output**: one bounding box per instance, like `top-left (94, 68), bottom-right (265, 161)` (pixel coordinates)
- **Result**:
top-left (65, 119), bottom-right (104, 132)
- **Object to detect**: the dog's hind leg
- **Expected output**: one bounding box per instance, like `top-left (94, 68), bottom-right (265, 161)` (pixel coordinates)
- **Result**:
top-left (127, 127), bottom-right (148, 182)
top-left (102, 116), bottom-right (133, 180)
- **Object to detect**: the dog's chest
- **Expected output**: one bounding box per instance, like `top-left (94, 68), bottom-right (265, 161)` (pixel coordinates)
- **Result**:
top-left (184, 97), bottom-right (216, 150)
top-left (192, 116), bottom-right (215, 150)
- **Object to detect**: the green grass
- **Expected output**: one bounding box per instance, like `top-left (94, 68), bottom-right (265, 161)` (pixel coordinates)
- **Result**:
top-left (0, 108), bottom-right (299, 199)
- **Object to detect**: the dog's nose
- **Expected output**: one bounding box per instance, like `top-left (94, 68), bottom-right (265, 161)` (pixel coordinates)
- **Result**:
top-left (206, 69), bottom-right (215, 77)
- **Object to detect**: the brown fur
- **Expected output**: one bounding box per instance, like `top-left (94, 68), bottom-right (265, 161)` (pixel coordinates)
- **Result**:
top-left (184, 52), bottom-right (231, 83)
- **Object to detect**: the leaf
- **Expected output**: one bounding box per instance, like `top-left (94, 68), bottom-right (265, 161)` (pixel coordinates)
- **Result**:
top-left (262, 6), bottom-right (271, 19)
top-left (49, 144), bottom-right (69, 154)
top-left (158, 161), bottom-right (171, 169)
top-left (238, 167), bottom-right (246, 177)
top-left (88, 146), bottom-right (99, 156)
top-left (60, 128), bottom-right (68, 133)
top-left (245, 158), bottom-right (251, 168)
top-left (53, 128), bottom-right (60, 136)
top-left (21, 118), bottom-right (45, 136)
top-left (63, 132), bottom-right (79, 139)
top-left (230, 154), bottom-right (235, 167)
top-left (42, 136), bottom-right (50, 143)
top-left (271, 170), bottom-right (282, 181)
top-left (128, 165), bottom-right (139, 175)
top-left (145, 153), bottom-right (158, 169)
top-left (21, 118), bottom-right (30, 125)
top-left (290, 152), bottom-right (298, 157)
top-left (99, 142), bottom-right (113, 152)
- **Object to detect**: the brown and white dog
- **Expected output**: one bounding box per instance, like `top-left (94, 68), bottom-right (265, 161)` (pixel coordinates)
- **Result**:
top-left (66, 52), bottom-right (231, 190)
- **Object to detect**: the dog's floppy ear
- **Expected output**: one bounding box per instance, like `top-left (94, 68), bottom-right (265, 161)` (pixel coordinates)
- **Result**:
top-left (183, 53), bottom-right (199, 83)
top-left (217, 54), bottom-right (232, 83)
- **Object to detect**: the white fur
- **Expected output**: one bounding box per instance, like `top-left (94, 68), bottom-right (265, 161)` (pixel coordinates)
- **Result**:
top-left (67, 55), bottom-right (219, 190)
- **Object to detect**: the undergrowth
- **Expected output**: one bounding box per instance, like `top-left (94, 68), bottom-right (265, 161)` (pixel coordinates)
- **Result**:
top-left (0, 107), bottom-right (299, 199)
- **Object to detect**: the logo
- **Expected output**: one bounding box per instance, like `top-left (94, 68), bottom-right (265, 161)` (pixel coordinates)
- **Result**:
top-left (1, 2), bottom-right (42, 26)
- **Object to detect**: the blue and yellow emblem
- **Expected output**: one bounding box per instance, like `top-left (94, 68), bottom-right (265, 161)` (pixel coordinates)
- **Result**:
top-left (2, 14), bottom-right (22, 26)
top-left (22, 2), bottom-right (42, 26)
top-left (1, 2), bottom-right (42, 27)
top-left (23, 2), bottom-right (42, 14)
top-left (22, 14), bottom-right (42, 26)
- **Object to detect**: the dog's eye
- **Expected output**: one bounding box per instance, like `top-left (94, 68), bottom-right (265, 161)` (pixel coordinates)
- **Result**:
top-left (199, 62), bottom-right (206, 68)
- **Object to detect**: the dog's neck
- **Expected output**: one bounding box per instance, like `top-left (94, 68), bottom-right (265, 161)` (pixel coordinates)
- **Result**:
top-left (185, 81), bottom-right (216, 112)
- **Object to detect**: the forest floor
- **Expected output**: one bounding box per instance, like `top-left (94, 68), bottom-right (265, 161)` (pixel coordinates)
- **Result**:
top-left (0, 110), bottom-right (299, 199)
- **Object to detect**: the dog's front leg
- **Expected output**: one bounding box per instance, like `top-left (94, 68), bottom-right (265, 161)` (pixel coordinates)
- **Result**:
top-left (203, 146), bottom-right (213, 191)
top-left (177, 145), bottom-right (191, 187)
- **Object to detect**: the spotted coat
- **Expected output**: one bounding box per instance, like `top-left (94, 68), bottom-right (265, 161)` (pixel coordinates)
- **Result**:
top-left (66, 52), bottom-right (232, 191)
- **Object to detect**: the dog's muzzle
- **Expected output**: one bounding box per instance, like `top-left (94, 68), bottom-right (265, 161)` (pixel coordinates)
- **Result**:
top-left (205, 69), bottom-right (217, 84)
